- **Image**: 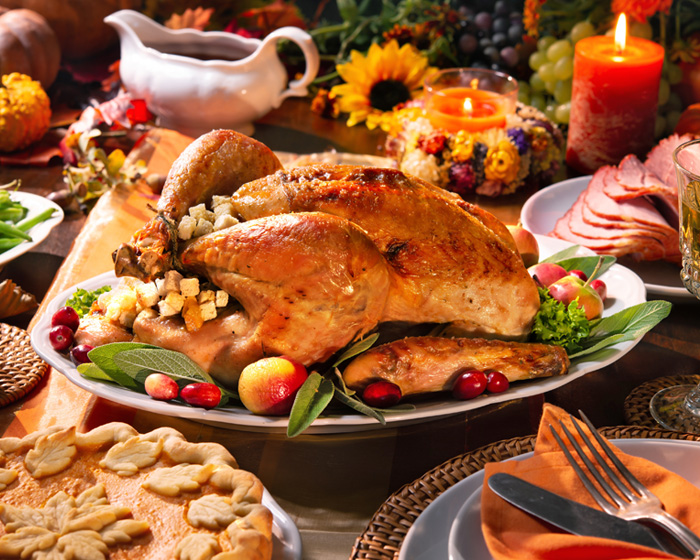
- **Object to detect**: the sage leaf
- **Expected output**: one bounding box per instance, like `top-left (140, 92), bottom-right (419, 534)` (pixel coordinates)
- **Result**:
top-left (77, 363), bottom-right (115, 382)
top-left (541, 245), bottom-right (581, 263)
top-left (332, 333), bottom-right (379, 367)
top-left (556, 255), bottom-right (616, 279)
top-left (112, 348), bottom-right (215, 384)
top-left (87, 342), bottom-right (158, 389)
top-left (287, 373), bottom-right (335, 438)
top-left (333, 389), bottom-right (385, 423)
top-left (569, 300), bottom-right (672, 361)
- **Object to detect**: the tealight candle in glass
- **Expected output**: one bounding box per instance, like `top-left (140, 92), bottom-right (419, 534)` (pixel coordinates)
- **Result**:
top-left (424, 68), bottom-right (518, 133)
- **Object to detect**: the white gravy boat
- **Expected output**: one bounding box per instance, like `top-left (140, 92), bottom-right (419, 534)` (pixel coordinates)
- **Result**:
top-left (105, 10), bottom-right (320, 136)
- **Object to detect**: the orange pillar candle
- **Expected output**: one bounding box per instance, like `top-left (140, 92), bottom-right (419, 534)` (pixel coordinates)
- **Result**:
top-left (566, 15), bottom-right (664, 174)
top-left (424, 68), bottom-right (518, 133)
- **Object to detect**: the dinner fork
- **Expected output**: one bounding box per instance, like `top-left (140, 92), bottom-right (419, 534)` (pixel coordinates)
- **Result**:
top-left (549, 410), bottom-right (700, 559)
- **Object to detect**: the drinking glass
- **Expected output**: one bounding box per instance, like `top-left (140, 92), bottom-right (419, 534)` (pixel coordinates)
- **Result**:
top-left (649, 138), bottom-right (700, 432)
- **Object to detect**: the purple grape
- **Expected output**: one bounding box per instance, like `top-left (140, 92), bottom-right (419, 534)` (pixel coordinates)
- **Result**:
top-left (458, 34), bottom-right (478, 55)
top-left (493, 17), bottom-right (509, 35)
top-left (474, 12), bottom-right (492, 32)
top-left (508, 23), bottom-right (524, 44)
top-left (494, 0), bottom-right (510, 17)
top-left (492, 32), bottom-right (508, 49)
top-left (500, 46), bottom-right (519, 68)
top-left (484, 46), bottom-right (500, 63)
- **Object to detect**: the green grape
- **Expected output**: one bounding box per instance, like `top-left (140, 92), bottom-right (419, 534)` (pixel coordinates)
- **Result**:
top-left (537, 35), bottom-right (556, 53)
top-left (538, 62), bottom-right (556, 82)
top-left (658, 78), bottom-right (670, 106)
top-left (544, 80), bottom-right (557, 94)
top-left (529, 50), bottom-right (548, 71)
top-left (553, 56), bottom-right (573, 80)
top-left (544, 103), bottom-right (557, 121)
top-left (654, 114), bottom-right (666, 139)
top-left (666, 110), bottom-right (682, 134)
top-left (529, 72), bottom-right (546, 92)
top-left (555, 102), bottom-right (571, 124)
top-left (517, 81), bottom-right (531, 104)
top-left (530, 93), bottom-right (546, 111)
top-left (666, 61), bottom-right (683, 85)
top-left (629, 21), bottom-right (653, 40)
top-left (546, 39), bottom-right (573, 63)
top-left (666, 91), bottom-right (683, 112)
top-left (570, 21), bottom-right (595, 44)
top-left (554, 80), bottom-right (572, 103)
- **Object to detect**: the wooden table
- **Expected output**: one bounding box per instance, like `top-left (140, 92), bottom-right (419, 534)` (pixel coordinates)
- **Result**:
top-left (0, 98), bottom-right (699, 559)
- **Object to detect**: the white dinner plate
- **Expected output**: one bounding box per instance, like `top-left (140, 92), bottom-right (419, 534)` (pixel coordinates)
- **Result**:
top-left (520, 176), bottom-right (692, 302)
top-left (264, 489), bottom-right (303, 560)
top-left (31, 235), bottom-right (647, 434)
top-left (399, 439), bottom-right (700, 560)
top-left (0, 191), bottom-right (64, 267)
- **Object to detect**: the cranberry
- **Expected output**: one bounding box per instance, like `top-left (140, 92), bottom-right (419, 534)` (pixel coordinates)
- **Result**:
top-left (51, 306), bottom-right (80, 332)
top-left (70, 344), bottom-right (94, 364)
top-left (180, 382), bottom-right (222, 408)
top-left (49, 325), bottom-right (74, 352)
top-left (590, 279), bottom-right (607, 300)
top-left (362, 381), bottom-right (402, 408)
top-left (486, 371), bottom-right (510, 393)
top-left (569, 269), bottom-right (588, 281)
top-left (452, 370), bottom-right (488, 400)
top-left (145, 373), bottom-right (180, 401)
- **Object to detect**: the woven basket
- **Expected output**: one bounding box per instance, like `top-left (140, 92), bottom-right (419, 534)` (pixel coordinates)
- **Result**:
top-left (0, 323), bottom-right (48, 407)
top-left (350, 425), bottom-right (700, 560)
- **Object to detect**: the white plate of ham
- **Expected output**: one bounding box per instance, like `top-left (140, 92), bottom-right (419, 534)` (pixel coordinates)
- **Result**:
top-left (521, 175), bottom-right (692, 301)
top-left (31, 233), bottom-right (650, 434)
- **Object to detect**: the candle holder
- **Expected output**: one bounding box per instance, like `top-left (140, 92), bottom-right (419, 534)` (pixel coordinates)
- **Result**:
top-left (424, 68), bottom-right (518, 133)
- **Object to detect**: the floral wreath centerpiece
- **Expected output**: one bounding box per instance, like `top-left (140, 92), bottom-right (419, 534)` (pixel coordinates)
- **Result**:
top-left (323, 40), bottom-right (564, 198)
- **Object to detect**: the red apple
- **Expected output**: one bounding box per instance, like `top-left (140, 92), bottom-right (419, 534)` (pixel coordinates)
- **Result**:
top-left (569, 269), bottom-right (588, 281)
top-left (238, 356), bottom-right (309, 415)
top-left (527, 262), bottom-right (568, 287)
top-left (144, 373), bottom-right (179, 401)
top-left (548, 276), bottom-right (604, 320)
top-left (506, 224), bottom-right (540, 267)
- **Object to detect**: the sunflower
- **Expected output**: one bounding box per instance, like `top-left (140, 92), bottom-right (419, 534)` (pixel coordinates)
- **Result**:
top-left (331, 40), bottom-right (434, 127)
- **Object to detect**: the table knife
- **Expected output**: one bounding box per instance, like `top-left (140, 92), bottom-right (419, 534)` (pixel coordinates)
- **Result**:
top-left (487, 472), bottom-right (673, 554)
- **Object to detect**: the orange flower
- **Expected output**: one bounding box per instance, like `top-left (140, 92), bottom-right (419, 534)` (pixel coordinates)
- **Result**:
top-left (611, 0), bottom-right (672, 23)
top-left (523, 0), bottom-right (546, 38)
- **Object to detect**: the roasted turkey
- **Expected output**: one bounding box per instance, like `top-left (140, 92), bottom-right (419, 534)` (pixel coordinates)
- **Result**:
top-left (95, 130), bottom-right (544, 389)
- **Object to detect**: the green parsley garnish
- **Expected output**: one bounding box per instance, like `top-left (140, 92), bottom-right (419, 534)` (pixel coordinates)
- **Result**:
top-left (530, 287), bottom-right (590, 354)
top-left (66, 286), bottom-right (112, 317)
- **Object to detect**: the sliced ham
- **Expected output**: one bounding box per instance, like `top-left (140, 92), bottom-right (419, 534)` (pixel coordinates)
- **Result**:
top-left (644, 133), bottom-right (694, 189)
top-left (611, 154), bottom-right (677, 202)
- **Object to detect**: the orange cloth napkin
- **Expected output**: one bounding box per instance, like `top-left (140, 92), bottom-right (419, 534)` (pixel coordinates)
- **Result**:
top-left (481, 404), bottom-right (700, 560)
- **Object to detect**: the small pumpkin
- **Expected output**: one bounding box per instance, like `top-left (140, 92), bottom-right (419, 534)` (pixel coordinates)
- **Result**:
top-left (674, 103), bottom-right (700, 137)
top-left (0, 72), bottom-right (51, 152)
top-left (0, 8), bottom-right (60, 88)
top-left (0, 0), bottom-right (141, 59)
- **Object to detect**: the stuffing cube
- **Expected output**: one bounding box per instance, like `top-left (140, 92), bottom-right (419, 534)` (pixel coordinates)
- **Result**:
top-left (158, 291), bottom-right (185, 316)
top-left (211, 195), bottom-right (229, 208)
top-left (163, 270), bottom-right (183, 293)
top-left (178, 215), bottom-right (197, 240)
top-left (194, 219), bottom-right (214, 237)
top-left (199, 300), bottom-right (217, 321)
top-left (135, 282), bottom-right (159, 309)
top-left (180, 277), bottom-right (200, 298)
top-left (136, 308), bottom-right (158, 322)
top-left (198, 289), bottom-right (215, 304)
top-left (189, 203), bottom-right (215, 222)
top-left (215, 290), bottom-right (229, 307)
top-left (214, 214), bottom-right (238, 231)
top-left (213, 202), bottom-right (234, 218)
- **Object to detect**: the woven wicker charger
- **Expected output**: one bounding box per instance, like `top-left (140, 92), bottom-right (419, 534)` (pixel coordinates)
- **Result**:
top-left (0, 323), bottom-right (48, 407)
top-left (350, 425), bottom-right (700, 560)
top-left (624, 374), bottom-right (700, 428)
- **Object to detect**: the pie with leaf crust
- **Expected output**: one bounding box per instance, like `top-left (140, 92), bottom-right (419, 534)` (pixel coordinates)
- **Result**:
top-left (0, 423), bottom-right (273, 559)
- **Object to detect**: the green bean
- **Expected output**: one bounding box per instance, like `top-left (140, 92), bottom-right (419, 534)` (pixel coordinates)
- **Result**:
top-left (0, 221), bottom-right (31, 240)
top-left (0, 238), bottom-right (23, 253)
top-left (17, 208), bottom-right (56, 232)
top-left (0, 207), bottom-right (25, 223)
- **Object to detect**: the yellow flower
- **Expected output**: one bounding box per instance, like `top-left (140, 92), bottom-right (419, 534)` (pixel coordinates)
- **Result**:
top-left (450, 130), bottom-right (475, 162)
top-left (484, 139), bottom-right (520, 184)
top-left (331, 40), bottom-right (434, 127)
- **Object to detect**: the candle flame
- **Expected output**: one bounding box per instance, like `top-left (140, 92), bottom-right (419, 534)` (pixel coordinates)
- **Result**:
top-left (470, 78), bottom-right (479, 89)
top-left (614, 13), bottom-right (627, 54)
top-left (463, 97), bottom-right (473, 115)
